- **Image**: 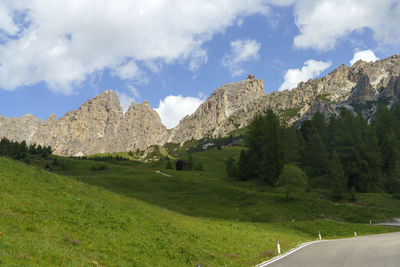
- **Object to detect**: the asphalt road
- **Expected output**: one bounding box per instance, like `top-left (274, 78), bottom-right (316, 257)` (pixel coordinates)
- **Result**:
top-left (259, 232), bottom-right (400, 267)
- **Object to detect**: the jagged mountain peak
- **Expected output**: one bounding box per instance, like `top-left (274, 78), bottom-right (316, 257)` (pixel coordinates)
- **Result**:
top-left (167, 76), bottom-right (265, 143)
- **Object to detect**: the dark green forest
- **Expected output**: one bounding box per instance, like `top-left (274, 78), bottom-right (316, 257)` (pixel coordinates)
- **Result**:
top-left (0, 137), bottom-right (52, 161)
top-left (227, 104), bottom-right (400, 199)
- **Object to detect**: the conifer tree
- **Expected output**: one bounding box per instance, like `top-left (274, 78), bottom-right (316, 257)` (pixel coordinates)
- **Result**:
top-left (245, 110), bottom-right (284, 185)
top-left (238, 149), bottom-right (252, 180)
top-left (225, 157), bottom-right (238, 177)
top-left (329, 150), bottom-right (347, 200)
top-left (186, 154), bottom-right (193, 171)
top-left (165, 159), bottom-right (173, 169)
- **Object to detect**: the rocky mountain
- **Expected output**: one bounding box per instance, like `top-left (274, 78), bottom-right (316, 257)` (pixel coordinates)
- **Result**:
top-left (167, 74), bottom-right (265, 143)
top-left (0, 113), bottom-right (42, 143)
top-left (168, 55), bottom-right (400, 144)
top-left (1, 55), bottom-right (400, 156)
top-left (0, 89), bottom-right (167, 156)
top-left (115, 100), bottom-right (168, 153)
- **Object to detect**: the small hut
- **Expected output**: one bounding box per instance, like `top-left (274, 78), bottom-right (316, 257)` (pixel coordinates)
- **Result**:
top-left (175, 160), bottom-right (187, 171)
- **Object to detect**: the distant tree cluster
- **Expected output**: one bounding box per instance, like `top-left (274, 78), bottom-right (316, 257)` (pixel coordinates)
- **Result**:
top-left (91, 155), bottom-right (129, 162)
top-left (226, 104), bottom-right (400, 199)
top-left (0, 137), bottom-right (52, 160)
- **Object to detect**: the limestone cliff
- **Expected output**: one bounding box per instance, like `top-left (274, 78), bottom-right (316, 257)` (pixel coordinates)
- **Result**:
top-left (28, 90), bottom-right (168, 156)
top-left (116, 100), bottom-right (167, 151)
top-left (167, 55), bottom-right (400, 144)
top-left (32, 90), bottom-right (124, 155)
top-left (167, 74), bottom-right (265, 143)
top-left (0, 113), bottom-right (42, 143)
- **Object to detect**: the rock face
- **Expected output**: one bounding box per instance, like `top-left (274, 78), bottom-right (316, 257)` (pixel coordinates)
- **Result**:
top-left (28, 90), bottom-right (166, 156)
top-left (1, 55), bottom-right (400, 156)
top-left (381, 76), bottom-right (400, 98)
top-left (32, 90), bottom-right (124, 155)
top-left (0, 113), bottom-right (42, 143)
top-left (168, 75), bottom-right (265, 143)
top-left (347, 75), bottom-right (377, 103)
top-left (169, 55), bottom-right (400, 144)
top-left (115, 100), bottom-right (168, 152)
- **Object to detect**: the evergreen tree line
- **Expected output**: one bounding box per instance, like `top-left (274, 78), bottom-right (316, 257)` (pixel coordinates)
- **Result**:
top-left (226, 104), bottom-right (400, 199)
top-left (0, 137), bottom-right (52, 160)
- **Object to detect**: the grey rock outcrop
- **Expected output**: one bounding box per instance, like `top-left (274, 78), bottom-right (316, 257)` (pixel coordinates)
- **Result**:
top-left (167, 75), bottom-right (265, 143)
top-left (348, 75), bottom-right (377, 103)
top-left (116, 100), bottom-right (167, 151)
top-left (381, 76), bottom-right (400, 98)
top-left (0, 113), bottom-right (42, 143)
top-left (32, 89), bottom-right (124, 155)
top-left (0, 89), bottom-right (168, 156)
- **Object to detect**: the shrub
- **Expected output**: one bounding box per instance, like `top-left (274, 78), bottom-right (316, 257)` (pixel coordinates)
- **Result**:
top-left (165, 159), bottom-right (173, 169)
top-left (91, 164), bottom-right (108, 171)
top-left (194, 164), bottom-right (204, 171)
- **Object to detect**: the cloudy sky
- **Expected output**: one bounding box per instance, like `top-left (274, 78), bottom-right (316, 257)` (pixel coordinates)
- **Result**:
top-left (0, 0), bottom-right (399, 128)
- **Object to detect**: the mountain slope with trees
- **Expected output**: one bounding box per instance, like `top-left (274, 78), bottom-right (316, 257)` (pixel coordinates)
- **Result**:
top-left (1, 55), bottom-right (400, 156)
top-left (230, 104), bottom-right (400, 198)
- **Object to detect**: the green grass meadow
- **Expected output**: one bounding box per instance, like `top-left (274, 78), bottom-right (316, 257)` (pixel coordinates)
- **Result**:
top-left (1, 146), bottom-right (400, 266)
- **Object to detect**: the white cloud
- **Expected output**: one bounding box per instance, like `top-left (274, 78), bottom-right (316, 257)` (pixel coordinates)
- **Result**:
top-left (278, 59), bottom-right (331, 91)
top-left (0, 0), bottom-right (270, 93)
top-left (222, 39), bottom-right (261, 76)
top-left (0, 2), bottom-right (18, 36)
top-left (155, 95), bottom-right (204, 129)
top-left (269, 0), bottom-right (400, 51)
top-left (350, 49), bottom-right (379, 65)
top-left (112, 61), bottom-right (145, 81)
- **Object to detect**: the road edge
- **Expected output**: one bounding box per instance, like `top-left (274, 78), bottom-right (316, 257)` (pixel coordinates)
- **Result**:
top-left (255, 240), bottom-right (325, 267)
top-left (255, 231), bottom-right (400, 266)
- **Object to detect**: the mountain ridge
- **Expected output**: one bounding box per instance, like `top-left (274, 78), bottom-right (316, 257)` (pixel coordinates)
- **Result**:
top-left (1, 55), bottom-right (400, 156)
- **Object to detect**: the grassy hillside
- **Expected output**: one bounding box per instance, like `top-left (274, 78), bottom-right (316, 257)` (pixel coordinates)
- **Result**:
top-left (1, 156), bottom-right (398, 266)
top-left (2, 157), bottom-right (297, 266)
top-left (57, 147), bottom-right (400, 224)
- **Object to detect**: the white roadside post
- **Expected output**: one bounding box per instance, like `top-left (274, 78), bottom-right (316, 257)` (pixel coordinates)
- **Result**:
top-left (277, 240), bottom-right (281, 254)
top-left (370, 220), bottom-right (372, 225)
top-left (318, 231), bottom-right (322, 240)
top-left (354, 232), bottom-right (357, 237)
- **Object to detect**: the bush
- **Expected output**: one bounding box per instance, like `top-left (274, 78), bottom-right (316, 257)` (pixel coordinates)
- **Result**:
top-left (225, 158), bottom-right (238, 177)
top-left (276, 164), bottom-right (308, 199)
top-left (91, 164), bottom-right (108, 171)
top-left (194, 164), bottom-right (204, 171)
top-left (165, 159), bottom-right (173, 169)
top-left (349, 187), bottom-right (356, 201)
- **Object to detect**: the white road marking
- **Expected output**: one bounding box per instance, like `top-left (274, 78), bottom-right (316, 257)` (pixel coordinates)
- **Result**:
top-left (256, 240), bottom-right (326, 267)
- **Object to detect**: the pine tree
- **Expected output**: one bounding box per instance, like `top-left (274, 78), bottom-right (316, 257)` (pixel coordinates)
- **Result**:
top-left (245, 110), bottom-right (284, 185)
top-left (186, 154), bottom-right (193, 171)
top-left (329, 150), bottom-right (347, 200)
top-left (165, 159), bottom-right (173, 169)
top-left (238, 149), bottom-right (252, 180)
top-left (225, 157), bottom-right (238, 177)
top-left (300, 123), bottom-right (328, 181)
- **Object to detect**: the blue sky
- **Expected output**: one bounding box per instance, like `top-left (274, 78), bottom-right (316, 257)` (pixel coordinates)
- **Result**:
top-left (0, 1), bottom-right (399, 128)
